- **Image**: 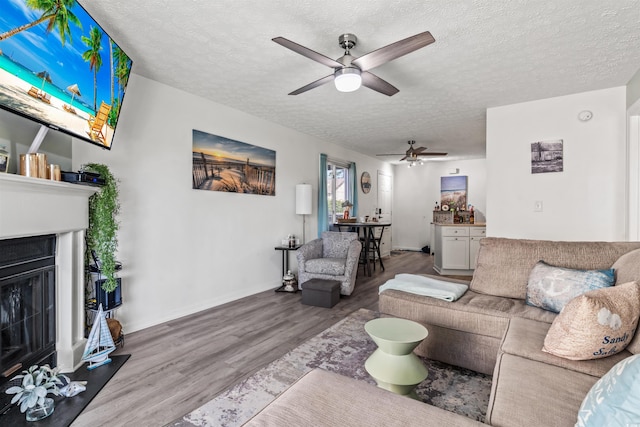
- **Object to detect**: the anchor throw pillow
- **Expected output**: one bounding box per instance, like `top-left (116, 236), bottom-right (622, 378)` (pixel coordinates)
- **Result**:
top-left (526, 261), bottom-right (615, 313)
top-left (543, 281), bottom-right (640, 360)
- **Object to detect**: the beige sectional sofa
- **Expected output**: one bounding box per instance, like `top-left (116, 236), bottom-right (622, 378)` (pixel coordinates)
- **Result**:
top-left (380, 237), bottom-right (640, 426)
top-left (246, 237), bottom-right (640, 426)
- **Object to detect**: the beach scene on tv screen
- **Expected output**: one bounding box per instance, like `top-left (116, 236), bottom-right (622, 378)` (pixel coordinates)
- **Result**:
top-left (0, 0), bottom-right (132, 148)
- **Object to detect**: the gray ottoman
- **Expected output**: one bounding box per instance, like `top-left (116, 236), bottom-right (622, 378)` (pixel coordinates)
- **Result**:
top-left (301, 279), bottom-right (341, 308)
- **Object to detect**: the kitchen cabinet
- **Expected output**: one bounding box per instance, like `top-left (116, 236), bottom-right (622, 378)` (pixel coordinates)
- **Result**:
top-left (433, 224), bottom-right (486, 276)
top-left (469, 227), bottom-right (486, 269)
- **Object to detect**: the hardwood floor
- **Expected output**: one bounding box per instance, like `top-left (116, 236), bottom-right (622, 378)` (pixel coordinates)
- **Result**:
top-left (72, 251), bottom-right (445, 426)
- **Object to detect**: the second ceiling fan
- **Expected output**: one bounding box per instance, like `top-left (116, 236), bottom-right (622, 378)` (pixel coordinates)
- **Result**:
top-left (272, 31), bottom-right (435, 96)
top-left (377, 140), bottom-right (448, 164)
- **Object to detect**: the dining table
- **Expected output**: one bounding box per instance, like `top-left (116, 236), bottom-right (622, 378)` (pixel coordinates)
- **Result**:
top-left (334, 221), bottom-right (391, 276)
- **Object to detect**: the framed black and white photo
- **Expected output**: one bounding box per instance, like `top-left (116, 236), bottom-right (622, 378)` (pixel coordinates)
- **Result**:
top-left (531, 139), bottom-right (563, 174)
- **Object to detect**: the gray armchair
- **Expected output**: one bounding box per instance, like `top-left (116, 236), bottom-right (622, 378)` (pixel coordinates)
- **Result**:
top-left (297, 231), bottom-right (362, 296)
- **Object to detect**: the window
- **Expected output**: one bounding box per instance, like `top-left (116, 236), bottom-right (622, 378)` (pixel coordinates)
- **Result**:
top-left (326, 160), bottom-right (351, 224)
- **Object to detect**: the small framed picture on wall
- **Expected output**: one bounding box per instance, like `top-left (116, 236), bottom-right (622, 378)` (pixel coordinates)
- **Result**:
top-left (0, 149), bottom-right (9, 173)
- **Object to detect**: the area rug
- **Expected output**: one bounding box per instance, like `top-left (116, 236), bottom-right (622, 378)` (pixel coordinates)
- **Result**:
top-left (168, 309), bottom-right (491, 427)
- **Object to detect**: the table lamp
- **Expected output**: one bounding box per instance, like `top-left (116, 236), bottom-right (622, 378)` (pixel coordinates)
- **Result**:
top-left (296, 184), bottom-right (312, 244)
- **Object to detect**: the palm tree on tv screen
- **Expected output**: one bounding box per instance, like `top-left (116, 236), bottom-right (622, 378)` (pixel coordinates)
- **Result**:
top-left (109, 45), bottom-right (131, 125)
top-left (82, 26), bottom-right (103, 112)
top-left (0, 0), bottom-right (81, 45)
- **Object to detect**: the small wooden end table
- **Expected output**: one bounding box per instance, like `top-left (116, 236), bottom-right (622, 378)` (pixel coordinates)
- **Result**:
top-left (274, 245), bottom-right (301, 292)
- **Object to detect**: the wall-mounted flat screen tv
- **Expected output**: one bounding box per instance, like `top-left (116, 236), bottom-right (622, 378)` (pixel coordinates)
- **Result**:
top-left (0, 0), bottom-right (133, 150)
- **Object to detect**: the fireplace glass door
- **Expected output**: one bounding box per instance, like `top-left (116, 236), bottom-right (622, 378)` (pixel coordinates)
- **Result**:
top-left (0, 235), bottom-right (56, 392)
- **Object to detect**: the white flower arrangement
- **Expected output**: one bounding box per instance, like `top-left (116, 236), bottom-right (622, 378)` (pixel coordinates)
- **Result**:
top-left (5, 365), bottom-right (69, 413)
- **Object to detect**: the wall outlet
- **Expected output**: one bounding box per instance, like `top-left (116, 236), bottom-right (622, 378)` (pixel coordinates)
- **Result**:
top-left (534, 201), bottom-right (543, 212)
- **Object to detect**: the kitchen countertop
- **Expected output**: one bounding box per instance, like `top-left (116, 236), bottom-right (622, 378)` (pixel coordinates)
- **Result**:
top-left (431, 222), bottom-right (486, 227)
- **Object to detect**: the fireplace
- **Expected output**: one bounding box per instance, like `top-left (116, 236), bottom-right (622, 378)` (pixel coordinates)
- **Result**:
top-left (0, 173), bottom-right (98, 377)
top-left (0, 235), bottom-right (57, 412)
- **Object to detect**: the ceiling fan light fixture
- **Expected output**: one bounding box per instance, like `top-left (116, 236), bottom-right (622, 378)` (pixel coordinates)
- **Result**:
top-left (334, 67), bottom-right (361, 92)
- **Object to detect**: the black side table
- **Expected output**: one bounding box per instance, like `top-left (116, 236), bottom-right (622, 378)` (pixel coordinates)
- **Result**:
top-left (274, 245), bottom-right (301, 292)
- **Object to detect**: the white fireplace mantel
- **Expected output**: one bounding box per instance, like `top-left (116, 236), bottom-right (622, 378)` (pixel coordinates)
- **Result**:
top-left (1, 173), bottom-right (98, 372)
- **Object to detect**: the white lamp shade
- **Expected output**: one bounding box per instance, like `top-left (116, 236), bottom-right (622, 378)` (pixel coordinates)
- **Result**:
top-left (334, 68), bottom-right (362, 93)
top-left (296, 184), bottom-right (312, 215)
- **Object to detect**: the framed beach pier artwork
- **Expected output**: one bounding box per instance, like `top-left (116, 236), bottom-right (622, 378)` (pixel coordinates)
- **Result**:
top-left (440, 175), bottom-right (468, 211)
top-left (192, 130), bottom-right (276, 195)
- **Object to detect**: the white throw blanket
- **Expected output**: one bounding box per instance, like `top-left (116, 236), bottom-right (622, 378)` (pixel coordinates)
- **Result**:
top-left (379, 273), bottom-right (469, 302)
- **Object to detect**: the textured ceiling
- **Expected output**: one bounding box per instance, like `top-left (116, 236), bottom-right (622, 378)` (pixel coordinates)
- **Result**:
top-left (83, 0), bottom-right (640, 162)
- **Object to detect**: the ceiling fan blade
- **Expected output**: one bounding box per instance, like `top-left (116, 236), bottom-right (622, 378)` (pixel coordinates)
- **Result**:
top-left (399, 155), bottom-right (408, 161)
top-left (352, 31), bottom-right (435, 71)
top-left (413, 146), bottom-right (427, 154)
top-left (273, 37), bottom-right (343, 68)
top-left (288, 74), bottom-right (334, 95)
top-left (361, 72), bottom-right (399, 96)
top-left (416, 152), bottom-right (448, 156)
top-left (376, 153), bottom-right (406, 156)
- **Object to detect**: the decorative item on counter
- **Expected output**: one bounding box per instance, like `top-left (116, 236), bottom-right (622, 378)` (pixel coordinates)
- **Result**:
top-left (19, 153), bottom-right (38, 177)
top-left (48, 164), bottom-right (61, 181)
top-left (282, 270), bottom-right (297, 292)
top-left (288, 234), bottom-right (296, 248)
top-left (5, 364), bottom-right (69, 421)
top-left (469, 205), bottom-right (475, 224)
top-left (36, 153), bottom-right (47, 178)
top-left (343, 200), bottom-right (353, 219)
top-left (59, 381), bottom-right (87, 398)
top-left (434, 201), bottom-right (440, 211)
top-left (0, 144), bottom-right (9, 173)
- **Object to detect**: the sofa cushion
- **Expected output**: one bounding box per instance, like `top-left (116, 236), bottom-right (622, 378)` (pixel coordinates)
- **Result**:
top-left (501, 317), bottom-right (630, 377)
top-left (470, 238), bottom-right (640, 300)
top-left (543, 281), bottom-right (640, 360)
top-left (486, 353), bottom-right (598, 427)
top-left (243, 369), bottom-right (485, 427)
top-left (612, 248), bottom-right (640, 285)
top-left (380, 287), bottom-right (556, 340)
top-left (525, 261), bottom-right (615, 313)
top-left (576, 354), bottom-right (640, 427)
top-left (305, 258), bottom-right (346, 275)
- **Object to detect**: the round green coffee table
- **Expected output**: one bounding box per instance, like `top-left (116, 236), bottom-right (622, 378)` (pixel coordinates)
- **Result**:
top-left (364, 317), bottom-right (429, 397)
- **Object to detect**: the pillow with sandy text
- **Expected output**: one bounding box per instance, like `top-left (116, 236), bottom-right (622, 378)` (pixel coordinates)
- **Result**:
top-left (543, 281), bottom-right (640, 360)
top-left (526, 261), bottom-right (615, 313)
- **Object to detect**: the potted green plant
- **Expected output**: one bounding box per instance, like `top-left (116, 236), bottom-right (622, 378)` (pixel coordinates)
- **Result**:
top-left (83, 163), bottom-right (120, 293)
top-left (5, 365), bottom-right (68, 421)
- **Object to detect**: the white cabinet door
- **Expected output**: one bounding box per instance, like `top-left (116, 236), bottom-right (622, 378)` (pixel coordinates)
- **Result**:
top-left (441, 237), bottom-right (470, 269)
top-left (469, 236), bottom-right (482, 269)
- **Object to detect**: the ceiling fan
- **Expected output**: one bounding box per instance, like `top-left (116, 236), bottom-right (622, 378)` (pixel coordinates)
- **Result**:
top-left (272, 31), bottom-right (435, 96)
top-left (376, 140), bottom-right (448, 166)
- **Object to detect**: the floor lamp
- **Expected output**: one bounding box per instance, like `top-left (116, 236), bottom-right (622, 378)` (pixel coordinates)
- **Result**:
top-left (296, 184), bottom-right (312, 244)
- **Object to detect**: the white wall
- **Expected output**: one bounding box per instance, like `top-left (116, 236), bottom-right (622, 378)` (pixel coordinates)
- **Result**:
top-left (627, 67), bottom-right (640, 108)
top-left (71, 74), bottom-right (391, 333)
top-left (486, 86), bottom-right (627, 241)
top-left (393, 158), bottom-right (487, 251)
top-left (627, 99), bottom-right (640, 240)
top-left (0, 109), bottom-right (73, 173)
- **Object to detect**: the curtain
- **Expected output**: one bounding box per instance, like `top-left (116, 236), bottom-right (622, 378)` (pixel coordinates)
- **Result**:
top-left (349, 162), bottom-right (358, 217)
top-left (318, 153), bottom-right (328, 236)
